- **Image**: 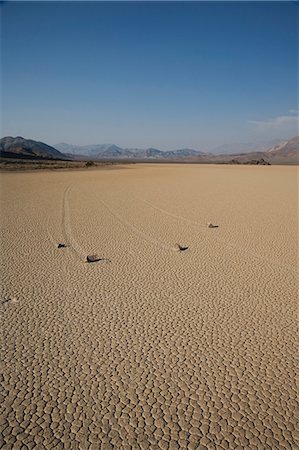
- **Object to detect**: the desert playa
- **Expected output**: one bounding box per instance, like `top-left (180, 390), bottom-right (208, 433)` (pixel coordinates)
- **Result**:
top-left (1, 164), bottom-right (298, 449)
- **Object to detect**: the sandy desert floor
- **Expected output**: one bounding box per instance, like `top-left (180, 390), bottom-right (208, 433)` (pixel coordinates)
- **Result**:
top-left (0, 164), bottom-right (298, 449)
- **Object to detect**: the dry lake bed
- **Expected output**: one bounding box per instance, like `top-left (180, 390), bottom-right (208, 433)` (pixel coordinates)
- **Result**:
top-left (1, 164), bottom-right (298, 449)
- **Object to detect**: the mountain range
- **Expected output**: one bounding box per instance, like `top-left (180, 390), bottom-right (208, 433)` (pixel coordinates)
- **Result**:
top-left (54, 143), bottom-right (206, 159)
top-left (54, 138), bottom-right (298, 163)
top-left (1, 136), bottom-right (298, 164)
top-left (55, 138), bottom-right (288, 157)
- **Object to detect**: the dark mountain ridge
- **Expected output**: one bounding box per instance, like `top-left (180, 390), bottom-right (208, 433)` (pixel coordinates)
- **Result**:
top-left (0, 136), bottom-right (67, 160)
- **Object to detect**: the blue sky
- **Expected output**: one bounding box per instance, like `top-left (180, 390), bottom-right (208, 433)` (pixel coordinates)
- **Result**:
top-left (1, 1), bottom-right (298, 150)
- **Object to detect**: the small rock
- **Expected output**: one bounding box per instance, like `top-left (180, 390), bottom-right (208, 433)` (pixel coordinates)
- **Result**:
top-left (86, 255), bottom-right (101, 263)
top-left (207, 222), bottom-right (218, 228)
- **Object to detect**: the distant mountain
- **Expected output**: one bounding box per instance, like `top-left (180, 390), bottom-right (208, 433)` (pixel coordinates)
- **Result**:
top-left (193, 136), bottom-right (298, 165)
top-left (163, 149), bottom-right (206, 159)
top-left (55, 143), bottom-right (206, 159)
top-left (167, 148), bottom-right (205, 157)
top-left (211, 139), bottom-right (284, 155)
top-left (55, 143), bottom-right (124, 157)
top-left (0, 136), bottom-right (68, 160)
top-left (266, 136), bottom-right (299, 154)
top-left (264, 136), bottom-right (299, 163)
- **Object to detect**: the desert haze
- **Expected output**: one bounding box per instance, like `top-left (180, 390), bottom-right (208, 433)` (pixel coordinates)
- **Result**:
top-left (1, 164), bottom-right (298, 449)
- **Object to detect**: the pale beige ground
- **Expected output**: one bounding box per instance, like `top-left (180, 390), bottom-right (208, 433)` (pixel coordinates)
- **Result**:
top-left (0, 164), bottom-right (298, 450)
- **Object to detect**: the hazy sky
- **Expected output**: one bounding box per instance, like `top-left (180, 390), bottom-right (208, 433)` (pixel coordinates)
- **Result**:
top-left (1, 1), bottom-right (298, 150)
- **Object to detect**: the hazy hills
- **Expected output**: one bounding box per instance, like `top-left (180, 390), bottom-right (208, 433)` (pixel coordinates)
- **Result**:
top-left (0, 136), bottom-right (67, 160)
top-left (55, 139), bottom-right (286, 158)
top-left (211, 139), bottom-right (284, 155)
top-left (54, 143), bottom-right (206, 159)
top-left (191, 136), bottom-right (298, 165)
top-left (55, 143), bottom-right (124, 157)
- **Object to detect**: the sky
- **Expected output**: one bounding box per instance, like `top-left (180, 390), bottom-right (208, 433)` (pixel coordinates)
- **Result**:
top-left (1, 1), bottom-right (298, 150)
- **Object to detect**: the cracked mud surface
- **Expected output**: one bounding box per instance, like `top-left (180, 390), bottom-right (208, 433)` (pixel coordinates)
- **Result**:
top-left (1, 164), bottom-right (298, 449)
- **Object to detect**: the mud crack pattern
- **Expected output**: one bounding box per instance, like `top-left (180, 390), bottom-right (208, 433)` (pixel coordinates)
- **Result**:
top-left (1, 164), bottom-right (298, 449)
